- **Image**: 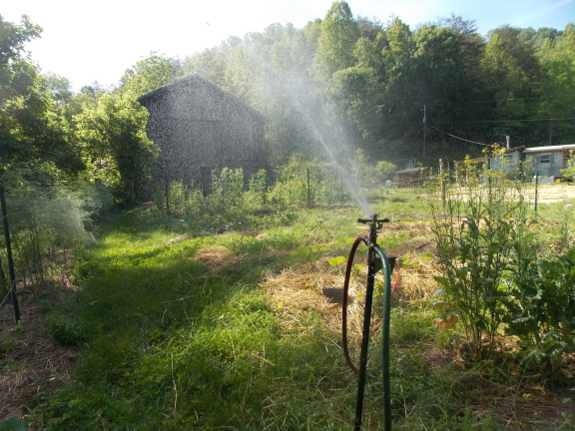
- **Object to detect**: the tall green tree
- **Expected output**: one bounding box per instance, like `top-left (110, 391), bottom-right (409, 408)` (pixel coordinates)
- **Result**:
top-left (119, 53), bottom-right (182, 96)
top-left (314, 1), bottom-right (360, 81)
top-left (75, 94), bottom-right (158, 202)
top-left (480, 26), bottom-right (542, 144)
top-left (536, 24), bottom-right (575, 145)
top-left (0, 14), bottom-right (83, 183)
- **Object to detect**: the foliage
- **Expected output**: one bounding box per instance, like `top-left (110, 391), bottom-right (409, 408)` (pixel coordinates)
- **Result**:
top-left (206, 167), bottom-right (245, 213)
top-left (504, 246), bottom-right (575, 369)
top-left (313, 1), bottom-right (360, 80)
top-left (375, 160), bottom-right (397, 182)
top-left (118, 52), bottom-right (182, 96)
top-left (430, 147), bottom-right (575, 371)
top-left (561, 151), bottom-right (575, 180)
top-left (75, 94), bottom-right (158, 203)
top-left (243, 169), bottom-right (268, 209)
top-left (430, 148), bottom-right (532, 354)
top-left (0, 183), bottom-right (99, 288)
top-left (0, 15), bottom-right (83, 184)
top-left (0, 417), bottom-right (27, 431)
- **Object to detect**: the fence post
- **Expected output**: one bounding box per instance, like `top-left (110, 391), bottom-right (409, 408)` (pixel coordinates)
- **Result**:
top-left (534, 170), bottom-right (539, 213)
top-left (440, 159), bottom-right (446, 205)
top-left (0, 185), bottom-right (20, 323)
top-left (307, 168), bottom-right (312, 208)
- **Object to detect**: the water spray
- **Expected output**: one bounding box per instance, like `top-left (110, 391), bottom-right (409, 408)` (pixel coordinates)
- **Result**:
top-left (341, 213), bottom-right (393, 431)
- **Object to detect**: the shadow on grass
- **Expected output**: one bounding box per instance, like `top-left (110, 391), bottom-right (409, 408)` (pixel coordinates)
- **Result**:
top-left (37, 210), bottom-right (362, 430)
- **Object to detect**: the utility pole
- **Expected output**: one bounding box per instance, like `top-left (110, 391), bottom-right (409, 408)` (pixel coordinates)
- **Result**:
top-left (423, 104), bottom-right (427, 160)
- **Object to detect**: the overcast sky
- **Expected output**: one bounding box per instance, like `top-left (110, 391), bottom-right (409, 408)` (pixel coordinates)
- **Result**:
top-left (2, 0), bottom-right (574, 90)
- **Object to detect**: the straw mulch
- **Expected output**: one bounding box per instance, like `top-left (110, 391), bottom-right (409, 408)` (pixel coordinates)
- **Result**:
top-left (0, 284), bottom-right (77, 424)
top-left (261, 232), bottom-right (575, 428)
top-left (262, 229), bottom-right (442, 349)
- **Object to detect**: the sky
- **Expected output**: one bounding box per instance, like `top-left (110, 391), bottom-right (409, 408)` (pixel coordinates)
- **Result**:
top-left (2, 0), bottom-right (574, 90)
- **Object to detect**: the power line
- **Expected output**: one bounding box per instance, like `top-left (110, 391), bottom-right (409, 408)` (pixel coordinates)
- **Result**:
top-left (425, 95), bottom-right (574, 106)
top-left (435, 117), bottom-right (575, 125)
top-left (430, 126), bottom-right (490, 147)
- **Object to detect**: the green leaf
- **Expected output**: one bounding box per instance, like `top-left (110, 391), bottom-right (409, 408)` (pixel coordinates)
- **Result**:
top-left (0, 417), bottom-right (27, 431)
top-left (433, 301), bottom-right (450, 314)
top-left (328, 256), bottom-right (346, 267)
top-left (0, 341), bottom-right (15, 352)
top-left (434, 276), bottom-right (449, 287)
top-left (290, 246), bottom-right (310, 256)
top-left (337, 237), bottom-right (356, 245)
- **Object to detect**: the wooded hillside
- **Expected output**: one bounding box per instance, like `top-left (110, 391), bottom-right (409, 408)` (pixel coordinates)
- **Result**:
top-left (1, 2), bottom-right (574, 198)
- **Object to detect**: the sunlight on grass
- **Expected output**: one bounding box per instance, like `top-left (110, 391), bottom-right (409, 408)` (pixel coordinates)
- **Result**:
top-left (32, 190), bottom-right (575, 431)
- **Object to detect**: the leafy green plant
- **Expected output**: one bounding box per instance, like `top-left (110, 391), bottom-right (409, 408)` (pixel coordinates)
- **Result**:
top-left (561, 150), bottom-right (575, 181)
top-left (430, 149), bottom-right (531, 355)
top-left (0, 324), bottom-right (23, 352)
top-left (45, 313), bottom-right (87, 347)
top-left (0, 417), bottom-right (27, 431)
top-left (504, 246), bottom-right (575, 371)
top-left (207, 167), bottom-right (245, 213)
top-left (244, 169), bottom-right (268, 210)
top-left (375, 160), bottom-right (397, 182)
top-left (1, 185), bottom-right (96, 288)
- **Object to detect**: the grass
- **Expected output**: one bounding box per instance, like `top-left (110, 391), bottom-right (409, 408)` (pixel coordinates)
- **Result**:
top-left (2, 185), bottom-right (575, 430)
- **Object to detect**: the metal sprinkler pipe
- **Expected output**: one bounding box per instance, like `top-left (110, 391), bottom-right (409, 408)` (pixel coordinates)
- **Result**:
top-left (341, 213), bottom-right (392, 431)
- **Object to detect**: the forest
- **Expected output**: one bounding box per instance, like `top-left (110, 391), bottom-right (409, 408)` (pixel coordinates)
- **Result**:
top-left (1, 1), bottom-right (575, 203)
top-left (2, 2), bottom-right (575, 430)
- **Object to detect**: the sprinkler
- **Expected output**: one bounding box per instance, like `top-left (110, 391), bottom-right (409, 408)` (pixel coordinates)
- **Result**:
top-left (342, 213), bottom-right (393, 431)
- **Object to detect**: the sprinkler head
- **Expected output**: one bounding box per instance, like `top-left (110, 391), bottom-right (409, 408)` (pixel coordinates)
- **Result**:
top-left (357, 215), bottom-right (390, 229)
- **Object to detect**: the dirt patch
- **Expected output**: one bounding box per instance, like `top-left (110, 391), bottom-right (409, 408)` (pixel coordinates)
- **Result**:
top-left (534, 184), bottom-right (575, 203)
top-left (0, 284), bottom-right (77, 425)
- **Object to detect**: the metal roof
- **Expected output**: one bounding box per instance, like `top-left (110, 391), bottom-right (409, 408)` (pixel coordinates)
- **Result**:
top-left (395, 167), bottom-right (429, 174)
top-left (523, 144), bottom-right (575, 153)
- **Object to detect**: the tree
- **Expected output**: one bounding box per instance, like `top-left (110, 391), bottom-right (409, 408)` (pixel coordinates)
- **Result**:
top-left (314, 1), bottom-right (360, 81)
top-left (480, 26), bottom-right (542, 144)
top-left (119, 53), bottom-right (182, 97)
top-left (0, 14), bottom-right (83, 184)
top-left (75, 94), bottom-right (158, 202)
top-left (536, 24), bottom-right (575, 145)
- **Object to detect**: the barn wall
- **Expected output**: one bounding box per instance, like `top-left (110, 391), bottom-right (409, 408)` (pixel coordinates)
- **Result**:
top-left (140, 75), bottom-right (267, 187)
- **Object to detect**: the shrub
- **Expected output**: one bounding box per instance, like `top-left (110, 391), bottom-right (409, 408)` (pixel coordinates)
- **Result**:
top-left (1, 186), bottom-right (96, 286)
top-left (561, 150), bottom-right (575, 180)
top-left (430, 149), bottom-right (532, 355)
top-left (206, 167), bottom-right (245, 213)
top-left (504, 246), bottom-right (575, 371)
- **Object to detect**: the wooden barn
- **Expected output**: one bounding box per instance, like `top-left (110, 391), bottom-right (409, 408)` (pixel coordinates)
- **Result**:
top-left (138, 74), bottom-right (267, 190)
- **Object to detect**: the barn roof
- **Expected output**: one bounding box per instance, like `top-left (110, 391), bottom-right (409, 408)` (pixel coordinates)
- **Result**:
top-left (138, 73), bottom-right (266, 122)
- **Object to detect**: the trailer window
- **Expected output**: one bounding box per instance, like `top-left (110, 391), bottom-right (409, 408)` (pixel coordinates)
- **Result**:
top-left (539, 154), bottom-right (553, 164)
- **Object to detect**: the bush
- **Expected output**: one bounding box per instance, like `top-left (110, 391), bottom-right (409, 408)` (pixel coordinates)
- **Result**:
top-left (561, 150), bottom-right (575, 180)
top-left (430, 149), bottom-right (532, 355)
top-left (504, 246), bottom-right (575, 370)
top-left (1, 185), bottom-right (96, 286)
